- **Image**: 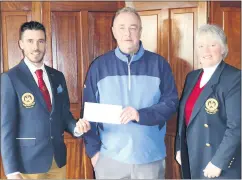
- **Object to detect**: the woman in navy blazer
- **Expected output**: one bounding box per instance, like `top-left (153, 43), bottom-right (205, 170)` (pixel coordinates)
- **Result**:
top-left (175, 24), bottom-right (241, 179)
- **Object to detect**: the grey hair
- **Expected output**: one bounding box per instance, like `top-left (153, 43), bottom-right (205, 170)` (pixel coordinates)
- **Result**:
top-left (195, 24), bottom-right (228, 59)
top-left (113, 7), bottom-right (142, 28)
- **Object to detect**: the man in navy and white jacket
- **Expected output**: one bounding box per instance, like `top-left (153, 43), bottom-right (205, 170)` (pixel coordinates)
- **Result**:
top-left (81, 7), bottom-right (178, 179)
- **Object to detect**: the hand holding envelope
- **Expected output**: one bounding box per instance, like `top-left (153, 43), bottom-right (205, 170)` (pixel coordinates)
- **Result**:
top-left (120, 106), bottom-right (140, 124)
top-left (76, 119), bottom-right (91, 133)
top-left (83, 102), bottom-right (140, 168)
top-left (83, 102), bottom-right (139, 124)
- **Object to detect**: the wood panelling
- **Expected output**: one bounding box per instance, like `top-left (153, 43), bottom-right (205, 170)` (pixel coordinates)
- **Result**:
top-left (159, 9), bottom-right (169, 60)
top-left (88, 12), bottom-right (116, 63)
top-left (165, 135), bottom-right (181, 179)
top-left (51, 12), bottom-right (81, 105)
top-left (2, 12), bottom-right (31, 71)
top-left (42, 2), bottom-right (52, 67)
top-left (31, 1), bottom-right (41, 22)
top-left (50, 1), bottom-right (122, 11)
top-left (64, 138), bottom-right (93, 179)
top-left (223, 9), bottom-right (241, 69)
top-left (65, 138), bottom-right (82, 179)
top-left (126, 1), bottom-right (198, 11)
top-left (220, 1), bottom-right (241, 8)
top-left (64, 138), bottom-right (93, 178)
top-left (140, 15), bottom-right (158, 52)
top-left (210, 1), bottom-right (241, 69)
top-left (80, 11), bottom-right (90, 89)
top-left (196, 2), bottom-right (208, 69)
top-left (79, 139), bottom-right (94, 178)
top-left (170, 8), bottom-right (197, 97)
top-left (139, 10), bottom-right (161, 53)
top-left (1, 2), bottom-right (31, 11)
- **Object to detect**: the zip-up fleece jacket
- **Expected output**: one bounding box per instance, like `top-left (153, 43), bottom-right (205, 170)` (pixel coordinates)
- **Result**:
top-left (82, 42), bottom-right (179, 164)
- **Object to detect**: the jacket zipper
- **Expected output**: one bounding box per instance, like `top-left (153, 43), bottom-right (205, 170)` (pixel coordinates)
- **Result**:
top-left (127, 54), bottom-right (134, 91)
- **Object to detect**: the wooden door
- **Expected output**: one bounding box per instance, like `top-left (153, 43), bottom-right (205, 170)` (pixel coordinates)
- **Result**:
top-left (130, 2), bottom-right (208, 179)
top-left (210, 1), bottom-right (241, 69)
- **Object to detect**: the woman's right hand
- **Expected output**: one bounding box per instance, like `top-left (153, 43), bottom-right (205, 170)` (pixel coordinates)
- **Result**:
top-left (176, 150), bottom-right (181, 165)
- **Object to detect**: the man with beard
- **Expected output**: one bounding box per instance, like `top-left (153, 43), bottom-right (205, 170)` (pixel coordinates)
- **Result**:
top-left (1, 21), bottom-right (90, 179)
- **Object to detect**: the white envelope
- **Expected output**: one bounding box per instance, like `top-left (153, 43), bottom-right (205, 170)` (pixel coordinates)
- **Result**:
top-left (83, 102), bottom-right (123, 124)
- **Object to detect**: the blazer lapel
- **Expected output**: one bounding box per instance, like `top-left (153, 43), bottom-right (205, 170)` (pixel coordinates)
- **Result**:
top-left (178, 69), bottom-right (202, 135)
top-left (18, 60), bottom-right (49, 112)
top-left (187, 61), bottom-right (226, 127)
top-left (45, 65), bottom-right (56, 114)
top-left (180, 70), bottom-right (203, 108)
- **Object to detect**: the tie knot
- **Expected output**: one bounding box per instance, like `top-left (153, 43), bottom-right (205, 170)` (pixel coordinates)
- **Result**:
top-left (35, 69), bottom-right (43, 79)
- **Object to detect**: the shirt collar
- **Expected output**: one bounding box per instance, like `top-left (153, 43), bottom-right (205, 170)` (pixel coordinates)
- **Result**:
top-left (24, 57), bottom-right (46, 74)
top-left (203, 60), bottom-right (222, 75)
top-left (115, 41), bottom-right (145, 62)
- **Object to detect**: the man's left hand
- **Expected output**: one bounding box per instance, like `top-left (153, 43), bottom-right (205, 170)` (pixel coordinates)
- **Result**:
top-left (120, 106), bottom-right (139, 124)
top-left (203, 161), bottom-right (222, 178)
top-left (76, 119), bottom-right (91, 133)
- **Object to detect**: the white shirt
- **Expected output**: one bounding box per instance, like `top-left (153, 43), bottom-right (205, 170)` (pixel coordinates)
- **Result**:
top-left (200, 61), bottom-right (222, 88)
top-left (7, 58), bottom-right (82, 178)
top-left (24, 57), bottom-right (53, 103)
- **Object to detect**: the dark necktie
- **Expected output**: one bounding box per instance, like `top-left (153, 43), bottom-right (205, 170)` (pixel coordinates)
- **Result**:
top-left (35, 69), bottom-right (52, 112)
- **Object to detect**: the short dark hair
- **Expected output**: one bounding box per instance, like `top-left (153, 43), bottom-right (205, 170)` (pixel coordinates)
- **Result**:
top-left (19, 21), bottom-right (46, 39)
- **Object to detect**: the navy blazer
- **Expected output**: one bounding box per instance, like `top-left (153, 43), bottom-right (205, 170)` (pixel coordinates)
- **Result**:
top-left (1, 60), bottom-right (77, 175)
top-left (176, 61), bottom-right (241, 179)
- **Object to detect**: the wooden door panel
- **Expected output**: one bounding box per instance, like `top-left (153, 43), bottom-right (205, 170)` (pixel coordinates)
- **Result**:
top-left (65, 139), bottom-right (82, 178)
top-left (223, 9), bottom-right (241, 69)
top-left (50, 1), bottom-right (121, 12)
top-left (170, 8), bottom-right (197, 97)
top-left (1, 2), bottom-right (32, 11)
top-left (165, 135), bottom-right (181, 179)
top-left (88, 12), bottom-right (116, 63)
top-left (51, 12), bottom-right (81, 115)
top-left (139, 10), bottom-right (160, 53)
top-left (210, 1), bottom-right (241, 69)
top-left (65, 138), bottom-right (94, 179)
top-left (2, 12), bottom-right (31, 71)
